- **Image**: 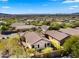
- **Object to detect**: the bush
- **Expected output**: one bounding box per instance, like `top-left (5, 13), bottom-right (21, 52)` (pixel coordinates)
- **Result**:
top-left (71, 40), bottom-right (79, 58)
top-left (49, 22), bottom-right (62, 30)
top-left (0, 34), bottom-right (36, 58)
top-left (41, 47), bottom-right (53, 53)
top-left (63, 35), bottom-right (79, 57)
top-left (63, 36), bottom-right (79, 52)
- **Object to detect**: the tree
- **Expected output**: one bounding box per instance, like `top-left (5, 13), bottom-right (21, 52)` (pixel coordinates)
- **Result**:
top-left (4, 18), bottom-right (16, 25)
top-left (1, 25), bottom-right (9, 31)
top-left (63, 35), bottom-right (79, 57)
top-left (49, 22), bottom-right (62, 30)
top-left (71, 40), bottom-right (79, 58)
top-left (42, 21), bottom-right (50, 26)
top-left (73, 21), bottom-right (79, 27)
top-left (61, 23), bottom-right (73, 28)
top-left (63, 36), bottom-right (79, 52)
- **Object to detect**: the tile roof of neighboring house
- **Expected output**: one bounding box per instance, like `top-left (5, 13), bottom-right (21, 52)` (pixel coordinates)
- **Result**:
top-left (11, 22), bottom-right (36, 30)
top-left (23, 32), bottom-right (49, 45)
top-left (45, 30), bottom-right (69, 41)
top-left (11, 22), bottom-right (25, 27)
top-left (15, 25), bottom-right (35, 30)
top-left (40, 25), bottom-right (49, 31)
top-left (75, 27), bottom-right (79, 30)
top-left (59, 28), bottom-right (79, 35)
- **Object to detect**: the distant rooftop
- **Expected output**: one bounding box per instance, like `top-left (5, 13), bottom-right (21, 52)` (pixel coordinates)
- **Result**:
top-left (59, 28), bottom-right (79, 35)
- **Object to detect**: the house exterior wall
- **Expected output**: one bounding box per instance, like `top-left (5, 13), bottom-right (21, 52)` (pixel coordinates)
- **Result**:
top-left (48, 36), bottom-right (61, 49)
top-left (33, 39), bottom-right (51, 50)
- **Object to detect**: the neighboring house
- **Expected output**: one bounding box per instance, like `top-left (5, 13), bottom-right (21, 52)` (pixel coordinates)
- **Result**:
top-left (75, 27), bottom-right (79, 31)
top-left (21, 32), bottom-right (51, 50)
top-left (15, 25), bottom-right (36, 31)
top-left (59, 28), bottom-right (79, 36)
top-left (11, 22), bottom-right (26, 28)
top-left (45, 30), bottom-right (69, 45)
top-left (11, 22), bottom-right (36, 31)
top-left (39, 25), bottom-right (49, 31)
top-left (0, 34), bottom-right (9, 39)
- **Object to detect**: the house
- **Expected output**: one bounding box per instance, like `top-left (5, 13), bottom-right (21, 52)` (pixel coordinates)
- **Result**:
top-left (45, 30), bottom-right (69, 45)
top-left (39, 25), bottom-right (49, 31)
top-left (11, 22), bottom-right (26, 28)
top-left (0, 34), bottom-right (9, 39)
top-left (15, 25), bottom-right (36, 31)
top-left (21, 32), bottom-right (51, 50)
top-left (11, 22), bottom-right (36, 31)
top-left (75, 27), bottom-right (79, 31)
top-left (59, 28), bottom-right (79, 36)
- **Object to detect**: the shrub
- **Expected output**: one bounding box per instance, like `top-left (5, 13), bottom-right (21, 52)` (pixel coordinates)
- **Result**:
top-left (49, 22), bottom-right (62, 30)
top-left (41, 47), bottom-right (53, 53)
top-left (63, 35), bottom-right (79, 57)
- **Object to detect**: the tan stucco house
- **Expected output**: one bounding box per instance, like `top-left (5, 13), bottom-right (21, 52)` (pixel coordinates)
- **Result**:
top-left (21, 32), bottom-right (51, 50)
top-left (45, 30), bottom-right (69, 45)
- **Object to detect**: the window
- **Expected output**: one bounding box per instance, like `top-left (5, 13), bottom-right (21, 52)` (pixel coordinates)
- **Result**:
top-left (32, 45), bottom-right (34, 48)
top-left (38, 44), bottom-right (39, 48)
top-left (7, 37), bottom-right (9, 39)
top-left (2, 37), bottom-right (5, 39)
top-left (47, 43), bottom-right (50, 46)
top-left (45, 43), bottom-right (47, 47)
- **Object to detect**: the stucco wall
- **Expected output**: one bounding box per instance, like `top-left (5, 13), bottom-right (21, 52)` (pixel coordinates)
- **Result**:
top-left (33, 39), bottom-right (51, 50)
top-left (48, 36), bottom-right (61, 49)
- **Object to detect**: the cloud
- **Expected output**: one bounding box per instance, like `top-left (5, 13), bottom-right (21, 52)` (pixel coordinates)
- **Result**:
top-left (0, 0), bottom-right (8, 2)
top-left (63, 0), bottom-right (79, 3)
top-left (2, 6), bottom-right (10, 9)
top-left (71, 5), bottom-right (78, 7)
top-left (69, 7), bottom-right (75, 10)
top-left (69, 5), bottom-right (78, 10)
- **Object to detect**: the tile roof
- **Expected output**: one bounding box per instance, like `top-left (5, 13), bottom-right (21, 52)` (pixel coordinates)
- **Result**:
top-left (40, 25), bottom-right (49, 31)
top-left (59, 28), bottom-right (79, 35)
top-left (23, 32), bottom-right (49, 45)
top-left (75, 27), bottom-right (79, 30)
top-left (15, 25), bottom-right (35, 30)
top-left (45, 30), bottom-right (69, 41)
top-left (11, 22), bottom-right (36, 30)
top-left (11, 22), bottom-right (25, 27)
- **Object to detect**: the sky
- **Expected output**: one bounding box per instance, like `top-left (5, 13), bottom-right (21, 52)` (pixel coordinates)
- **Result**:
top-left (0, 0), bottom-right (79, 14)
